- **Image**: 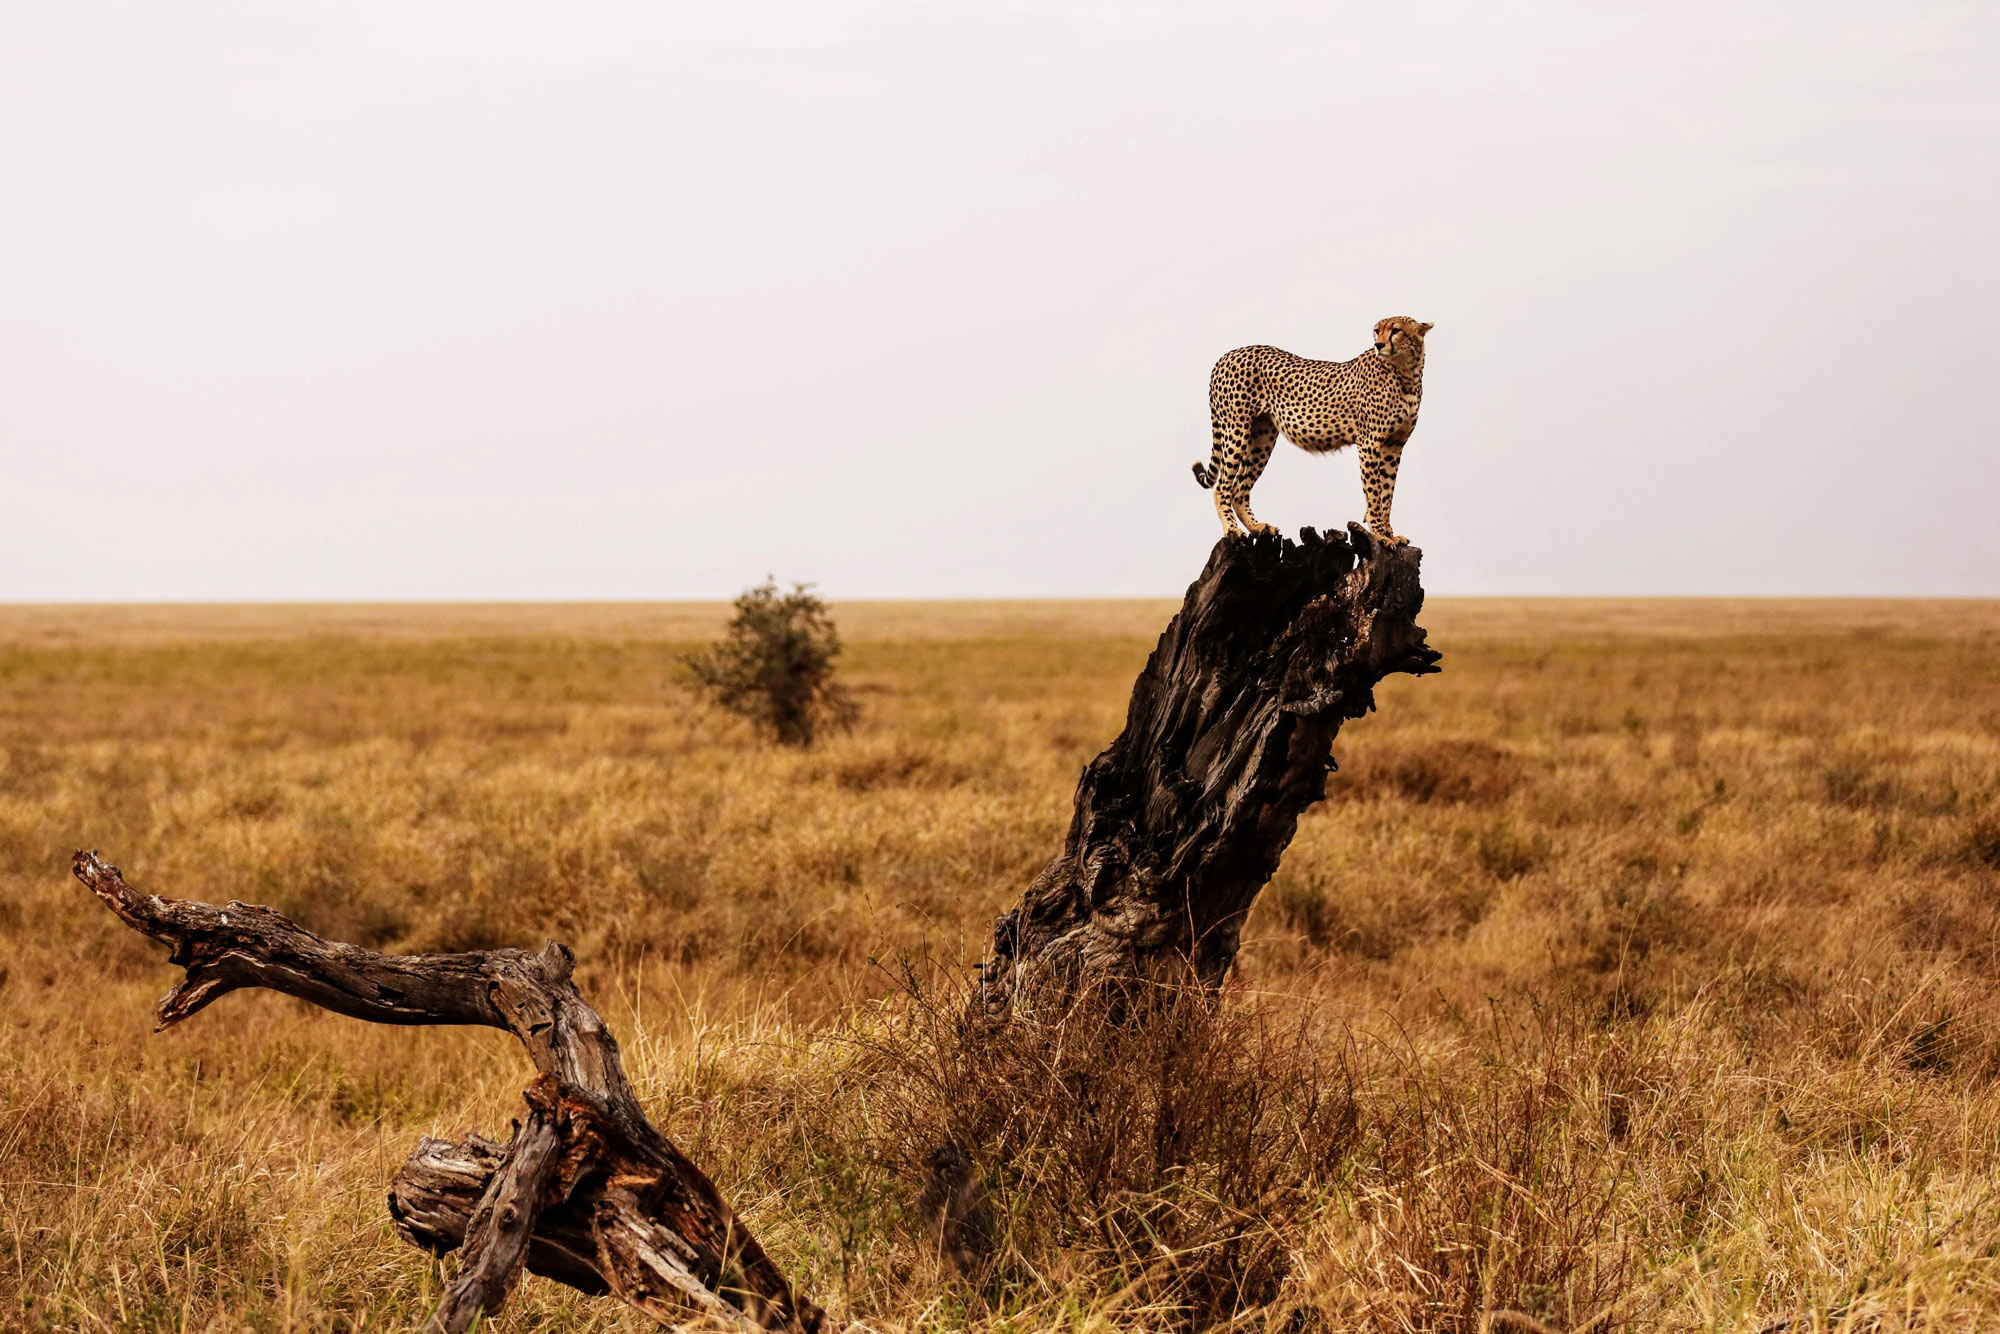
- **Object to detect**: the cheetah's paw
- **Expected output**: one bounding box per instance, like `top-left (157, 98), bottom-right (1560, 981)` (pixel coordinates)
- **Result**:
top-left (1354, 524), bottom-right (1411, 552)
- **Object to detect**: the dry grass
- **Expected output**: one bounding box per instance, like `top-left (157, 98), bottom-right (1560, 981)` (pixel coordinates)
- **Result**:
top-left (2, 598), bottom-right (1998, 1331)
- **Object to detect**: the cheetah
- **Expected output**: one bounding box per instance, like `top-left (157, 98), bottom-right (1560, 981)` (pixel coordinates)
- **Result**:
top-left (1192, 316), bottom-right (1433, 542)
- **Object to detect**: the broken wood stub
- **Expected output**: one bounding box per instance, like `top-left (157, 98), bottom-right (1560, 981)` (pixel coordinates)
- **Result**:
top-left (978, 525), bottom-right (1438, 1016)
top-left (419, 1077), bottom-right (567, 1334)
top-left (71, 850), bottom-right (820, 1334)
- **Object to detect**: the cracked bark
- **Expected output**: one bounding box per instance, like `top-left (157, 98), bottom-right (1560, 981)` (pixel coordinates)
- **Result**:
top-left (977, 525), bottom-right (1438, 1017)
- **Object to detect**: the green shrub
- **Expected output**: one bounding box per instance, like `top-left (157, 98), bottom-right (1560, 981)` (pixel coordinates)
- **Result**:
top-left (684, 579), bottom-right (858, 746)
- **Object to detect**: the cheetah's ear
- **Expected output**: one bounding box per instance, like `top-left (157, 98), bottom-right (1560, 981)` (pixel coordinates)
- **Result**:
top-left (1418, 321), bottom-right (1434, 334)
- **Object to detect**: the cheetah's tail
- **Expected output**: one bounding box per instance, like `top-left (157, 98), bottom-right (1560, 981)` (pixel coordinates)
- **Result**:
top-left (1191, 461), bottom-right (1215, 489)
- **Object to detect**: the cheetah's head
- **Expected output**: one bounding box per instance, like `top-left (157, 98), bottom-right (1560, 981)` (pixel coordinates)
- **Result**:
top-left (1372, 317), bottom-right (1433, 364)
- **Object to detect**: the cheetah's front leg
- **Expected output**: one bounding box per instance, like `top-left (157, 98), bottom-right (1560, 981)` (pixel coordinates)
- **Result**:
top-left (1358, 438), bottom-right (1409, 545)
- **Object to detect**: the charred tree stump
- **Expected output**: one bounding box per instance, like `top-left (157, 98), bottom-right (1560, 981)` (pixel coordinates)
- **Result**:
top-left (70, 850), bottom-right (821, 1334)
top-left (978, 525), bottom-right (1438, 1016)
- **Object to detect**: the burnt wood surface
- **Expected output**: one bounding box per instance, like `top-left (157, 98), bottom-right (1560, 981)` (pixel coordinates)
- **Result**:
top-left (978, 525), bottom-right (1437, 1015)
top-left (71, 850), bottom-right (820, 1334)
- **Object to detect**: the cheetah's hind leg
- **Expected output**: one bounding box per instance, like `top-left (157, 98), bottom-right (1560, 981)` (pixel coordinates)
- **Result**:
top-left (1208, 420), bottom-right (1250, 536)
top-left (1229, 415), bottom-right (1280, 536)
top-left (1213, 467), bottom-right (1246, 535)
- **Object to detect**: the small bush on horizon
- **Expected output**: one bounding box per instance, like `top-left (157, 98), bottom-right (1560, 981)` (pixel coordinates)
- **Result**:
top-left (684, 578), bottom-right (859, 746)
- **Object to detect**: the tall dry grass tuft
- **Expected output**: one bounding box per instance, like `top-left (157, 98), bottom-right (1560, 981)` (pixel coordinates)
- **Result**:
top-left (847, 967), bottom-right (1360, 1327)
top-left (1314, 1002), bottom-right (1672, 1332)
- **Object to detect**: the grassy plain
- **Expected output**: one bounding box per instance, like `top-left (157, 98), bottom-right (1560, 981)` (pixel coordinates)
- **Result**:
top-left (2, 596), bottom-right (1998, 1332)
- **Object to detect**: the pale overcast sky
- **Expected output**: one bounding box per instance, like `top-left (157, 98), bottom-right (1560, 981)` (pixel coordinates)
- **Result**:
top-left (3, 1), bottom-right (1996, 599)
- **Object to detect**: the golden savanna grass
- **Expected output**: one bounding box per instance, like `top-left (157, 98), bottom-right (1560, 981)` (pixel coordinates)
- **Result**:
top-left (2, 597), bottom-right (1998, 1331)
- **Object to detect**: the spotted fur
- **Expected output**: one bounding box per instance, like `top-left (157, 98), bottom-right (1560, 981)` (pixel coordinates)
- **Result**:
top-left (1192, 316), bottom-right (1432, 541)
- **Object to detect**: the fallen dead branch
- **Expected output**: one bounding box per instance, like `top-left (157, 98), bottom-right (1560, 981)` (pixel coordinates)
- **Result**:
top-left (71, 849), bottom-right (821, 1334)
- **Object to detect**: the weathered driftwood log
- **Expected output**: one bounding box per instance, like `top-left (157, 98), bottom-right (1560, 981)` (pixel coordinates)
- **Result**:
top-left (978, 525), bottom-right (1437, 1016)
top-left (71, 851), bottom-right (821, 1334)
